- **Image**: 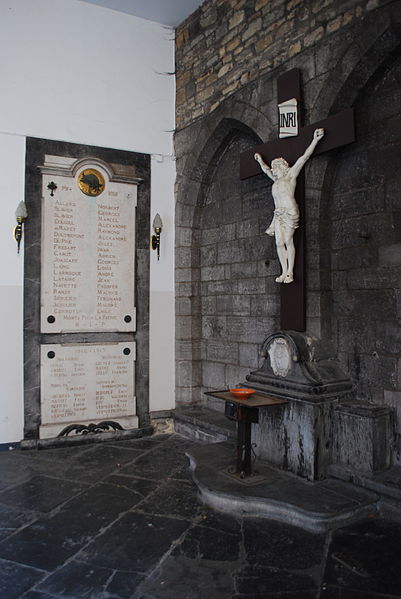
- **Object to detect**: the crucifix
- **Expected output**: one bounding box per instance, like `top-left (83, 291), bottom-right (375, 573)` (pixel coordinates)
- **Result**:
top-left (240, 69), bottom-right (355, 331)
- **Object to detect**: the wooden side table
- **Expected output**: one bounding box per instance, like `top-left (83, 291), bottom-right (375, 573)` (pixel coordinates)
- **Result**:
top-left (205, 390), bottom-right (288, 482)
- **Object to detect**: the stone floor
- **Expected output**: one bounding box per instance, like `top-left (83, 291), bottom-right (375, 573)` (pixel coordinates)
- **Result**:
top-left (0, 433), bottom-right (400, 599)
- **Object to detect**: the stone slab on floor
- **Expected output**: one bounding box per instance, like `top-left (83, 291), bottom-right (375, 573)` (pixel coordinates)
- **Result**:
top-left (330, 463), bottom-right (401, 503)
top-left (1, 433), bottom-right (401, 598)
top-left (187, 442), bottom-right (380, 533)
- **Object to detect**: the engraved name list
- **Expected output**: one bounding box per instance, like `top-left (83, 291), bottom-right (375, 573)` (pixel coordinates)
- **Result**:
top-left (41, 165), bottom-right (137, 333)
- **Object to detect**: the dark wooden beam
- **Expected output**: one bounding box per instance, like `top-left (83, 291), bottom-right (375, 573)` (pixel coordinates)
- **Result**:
top-left (240, 109), bottom-right (355, 180)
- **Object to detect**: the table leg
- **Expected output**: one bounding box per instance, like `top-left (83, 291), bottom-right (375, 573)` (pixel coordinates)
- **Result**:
top-left (236, 420), bottom-right (252, 477)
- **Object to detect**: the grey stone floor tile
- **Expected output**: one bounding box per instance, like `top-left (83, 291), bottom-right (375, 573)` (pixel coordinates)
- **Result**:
top-left (243, 518), bottom-right (326, 570)
top-left (107, 570), bottom-right (145, 598)
top-left (79, 511), bottom-right (190, 573)
top-left (0, 518), bottom-right (77, 572)
top-left (136, 554), bottom-right (236, 599)
top-left (0, 480), bottom-right (10, 492)
top-left (20, 445), bottom-right (94, 462)
top-left (0, 502), bottom-right (39, 530)
top-left (171, 522), bottom-right (241, 562)
top-left (169, 460), bottom-right (193, 481)
top-left (136, 479), bottom-right (201, 519)
top-left (109, 435), bottom-right (170, 451)
top-left (320, 588), bottom-right (340, 598)
top-left (1, 437), bottom-right (401, 599)
top-left (121, 444), bottom-right (189, 481)
top-left (320, 588), bottom-right (401, 598)
top-left (0, 454), bottom-right (39, 486)
top-left (4, 445), bottom-right (143, 486)
top-left (0, 451), bottom-right (88, 487)
top-left (36, 559), bottom-right (120, 598)
top-left (0, 519), bottom-right (82, 572)
top-left (102, 473), bottom-right (160, 498)
top-left (323, 517), bottom-right (401, 597)
top-left (232, 593), bottom-right (317, 598)
top-left (0, 481), bottom-right (142, 571)
top-left (0, 558), bottom-right (46, 599)
top-left (0, 475), bottom-right (87, 513)
top-left (19, 592), bottom-right (56, 599)
top-left (234, 564), bottom-right (316, 595)
top-left (59, 444), bottom-right (145, 483)
top-left (0, 530), bottom-right (13, 542)
top-left (197, 506), bottom-right (242, 535)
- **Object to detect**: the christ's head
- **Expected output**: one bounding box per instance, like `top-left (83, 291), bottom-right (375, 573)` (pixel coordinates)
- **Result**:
top-left (271, 157), bottom-right (289, 178)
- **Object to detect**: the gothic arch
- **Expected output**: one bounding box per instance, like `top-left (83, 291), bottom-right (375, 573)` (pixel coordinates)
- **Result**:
top-left (317, 25), bottom-right (401, 330)
top-left (175, 116), bottom-right (271, 405)
top-left (316, 36), bottom-right (401, 402)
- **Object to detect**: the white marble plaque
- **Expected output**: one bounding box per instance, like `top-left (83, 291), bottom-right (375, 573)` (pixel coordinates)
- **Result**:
top-left (268, 337), bottom-right (292, 377)
top-left (40, 342), bottom-right (137, 439)
top-left (40, 157), bottom-right (138, 332)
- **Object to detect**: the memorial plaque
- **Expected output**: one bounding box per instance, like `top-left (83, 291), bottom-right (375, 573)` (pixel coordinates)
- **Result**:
top-left (40, 342), bottom-right (137, 439)
top-left (40, 156), bottom-right (138, 333)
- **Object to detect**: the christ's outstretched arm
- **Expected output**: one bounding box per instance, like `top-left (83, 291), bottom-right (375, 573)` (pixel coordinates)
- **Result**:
top-left (290, 128), bottom-right (324, 178)
top-left (254, 153), bottom-right (275, 181)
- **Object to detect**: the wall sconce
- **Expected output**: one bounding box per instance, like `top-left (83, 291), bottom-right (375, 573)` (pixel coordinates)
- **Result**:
top-left (13, 201), bottom-right (28, 254)
top-left (151, 213), bottom-right (163, 260)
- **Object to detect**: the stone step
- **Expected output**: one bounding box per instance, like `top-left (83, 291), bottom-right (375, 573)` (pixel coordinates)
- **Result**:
top-left (187, 442), bottom-right (380, 533)
top-left (173, 405), bottom-right (236, 444)
top-left (329, 463), bottom-right (401, 506)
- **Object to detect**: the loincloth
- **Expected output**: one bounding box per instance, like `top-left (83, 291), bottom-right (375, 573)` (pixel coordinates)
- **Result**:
top-left (272, 208), bottom-right (299, 230)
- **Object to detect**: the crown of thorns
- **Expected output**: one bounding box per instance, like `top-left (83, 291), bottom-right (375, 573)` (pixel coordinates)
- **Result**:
top-left (271, 157), bottom-right (289, 168)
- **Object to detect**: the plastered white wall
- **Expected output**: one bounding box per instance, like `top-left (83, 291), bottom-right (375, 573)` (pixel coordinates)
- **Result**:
top-left (0, 134), bottom-right (25, 444)
top-left (149, 157), bottom-right (176, 412)
top-left (0, 0), bottom-right (175, 443)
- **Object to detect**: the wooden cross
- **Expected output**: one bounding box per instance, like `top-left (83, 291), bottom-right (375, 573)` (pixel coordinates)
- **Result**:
top-left (240, 69), bottom-right (355, 331)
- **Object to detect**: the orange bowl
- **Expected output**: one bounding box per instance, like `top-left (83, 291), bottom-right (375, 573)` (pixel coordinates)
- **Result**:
top-left (229, 388), bottom-right (255, 399)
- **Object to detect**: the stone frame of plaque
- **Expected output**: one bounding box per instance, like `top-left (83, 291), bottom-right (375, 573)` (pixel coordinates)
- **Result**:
top-left (23, 138), bottom-right (151, 442)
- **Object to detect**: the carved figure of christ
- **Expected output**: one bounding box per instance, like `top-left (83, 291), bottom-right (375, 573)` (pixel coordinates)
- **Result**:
top-left (240, 68), bottom-right (355, 331)
top-left (254, 128), bottom-right (324, 284)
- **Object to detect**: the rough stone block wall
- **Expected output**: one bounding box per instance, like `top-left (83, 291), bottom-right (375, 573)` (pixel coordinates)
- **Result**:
top-left (199, 133), bottom-right (279, 392)
top-left (174, 0), bottom-right (401, 462)
top-left (326, 50), bottom-right (401, 444)
top-left (175, 0), bottom-right (393, 130)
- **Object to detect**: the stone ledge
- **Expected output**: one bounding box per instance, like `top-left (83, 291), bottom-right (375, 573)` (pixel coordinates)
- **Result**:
top-left (20, 426), bottom-right (153, 451)
top-left (329, 464), bottom-right (401, 504)
top-left (174, 405), bottom-right (236, 443)
top-left (187, 442), bottom-right (379, 533)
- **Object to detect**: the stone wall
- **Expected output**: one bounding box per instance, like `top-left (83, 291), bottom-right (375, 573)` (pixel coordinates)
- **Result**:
top-left (174, 0), bottom-right (401, 460)
top-left (175, 0), bottom-right (394, 130)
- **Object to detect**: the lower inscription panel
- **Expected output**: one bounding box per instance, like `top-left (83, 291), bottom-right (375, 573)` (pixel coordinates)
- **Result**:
top-left (40, 342), bottom-right (137, 439)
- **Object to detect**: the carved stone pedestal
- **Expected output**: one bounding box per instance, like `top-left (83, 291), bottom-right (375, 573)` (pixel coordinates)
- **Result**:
top-left (244, 332), bottom-right (354, 481)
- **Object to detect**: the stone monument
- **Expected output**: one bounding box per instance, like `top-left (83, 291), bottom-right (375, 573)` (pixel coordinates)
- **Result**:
top-left (243, 331), bottom-right (354, 480)
top-left (38, 155), bottom-right (140, 439)
top-left (236, 69), bottom-right (377, 481)
top-left (23, 139), bottom-right (150, 445)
